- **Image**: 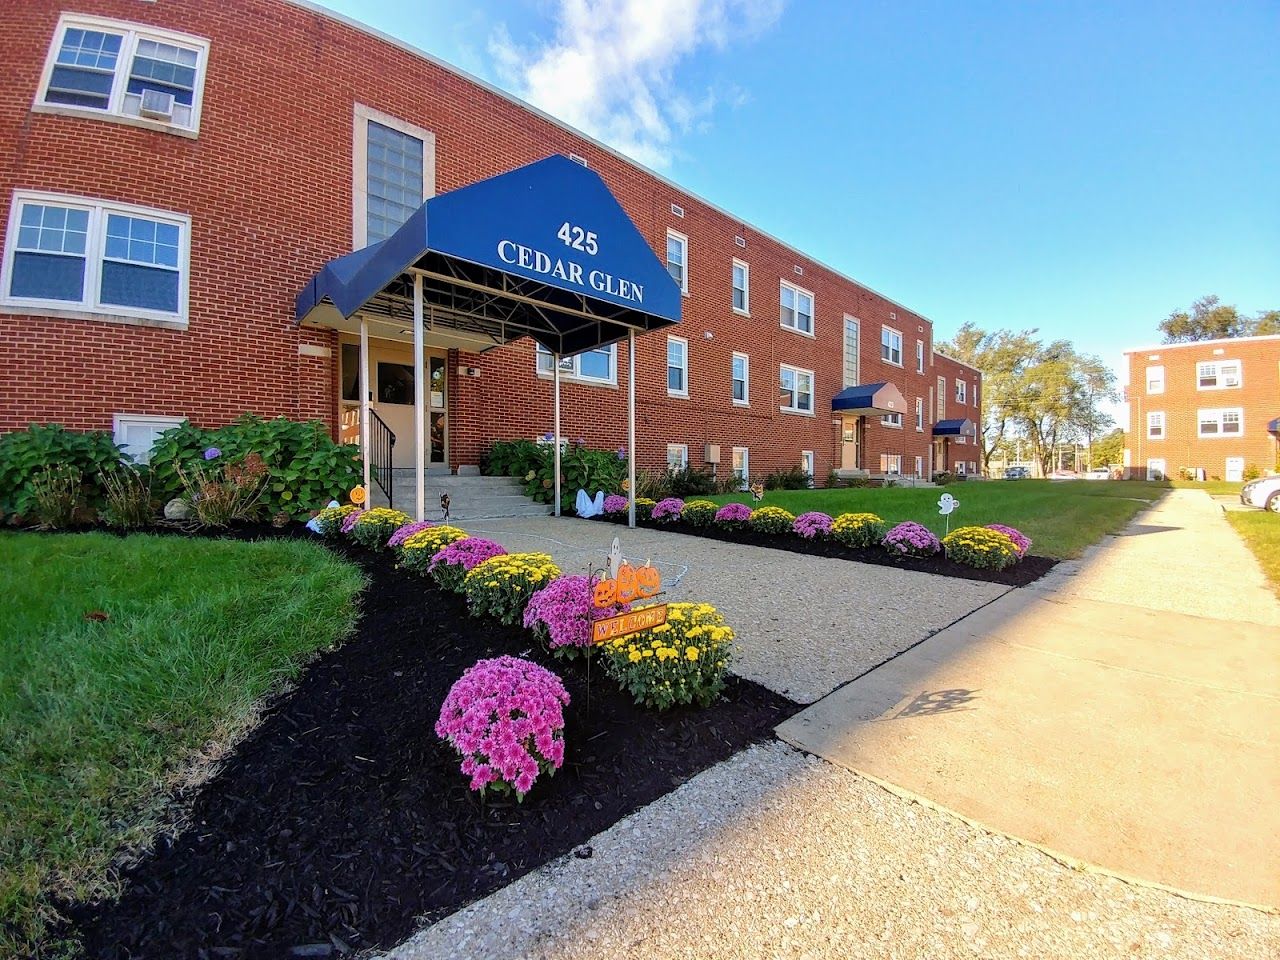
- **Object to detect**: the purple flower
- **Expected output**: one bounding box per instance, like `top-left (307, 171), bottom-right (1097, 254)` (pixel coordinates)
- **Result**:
top-left (616, 446), bottom-right (627, 460)
top-left (651, 497), bottom-right (685, 522)
top-left (882, 521), bottom-right (941, 557)
top-left (340, 509), bottom-right (365, 534)
top-left (542, 432), bottom-right (553, 441)
top-left (986, 524), bottom-right (1032, 557)
top-left (388, 520), bottom-right (433, 549)
top-left (603, 494), bottom-right (629, 514)
top-left (430, 537), bottom-right (507, 572)
top-left (523, 574), bottom-right (629, 652)
top-left (793, 511), bottom-right (833, 539)
top-left (714, 502), bottom-right (752, 525)
top-left (203, 447), bottom-right (221, 460)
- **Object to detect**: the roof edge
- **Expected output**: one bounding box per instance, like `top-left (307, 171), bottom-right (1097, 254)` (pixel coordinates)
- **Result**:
top-left (283, 0), bottom-right (938, 329)
top-left (1123, 333), bottom-right (1280, 354)
top-left (932, 348), bottom-right (982, 373)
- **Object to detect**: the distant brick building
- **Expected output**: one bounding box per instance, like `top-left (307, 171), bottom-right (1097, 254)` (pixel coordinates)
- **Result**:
top-left (1123, 335), bottom-right (1280, 480)
top-left (1, 0), bottom-right (979, 486)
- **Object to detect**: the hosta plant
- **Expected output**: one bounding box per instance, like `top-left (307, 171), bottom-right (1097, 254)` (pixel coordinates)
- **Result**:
top-left (429, 537), bottom-right (508, 592)
top-left (463, 552), bottom-right (561, 625)
top-left (831, 512), bottom-right (888, 548)
top-left (882, 521), bottom-right (941, 557)
top-left (943, 526), bottom-right (1021, 570)
top-left (522, 574), bottom-right (629, 657)
top-left (747, 505), bottom-right (795, 535)
top-left (985, 523), bottom-right (1032, 557)
top-left (348, 507), bottom-right (412, 550)
top-left (679, 499), bottom-right (718, 527)
top-left (398, 525), bottom-right (469, 575)
top-left (650, 497), bottom-right (685, 522)
top-left (435, 655), bottom-right (570, 799)
top-left (792, 511), bottom-right (833, 539)
top-left (313, 503), bottom-right (361, 537)
top-left (600, 601), bottom-right (734, 710)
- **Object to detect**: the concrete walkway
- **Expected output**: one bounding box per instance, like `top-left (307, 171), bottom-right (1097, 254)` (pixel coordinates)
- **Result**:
top-left (778, 490), bottom-right (1280, 907)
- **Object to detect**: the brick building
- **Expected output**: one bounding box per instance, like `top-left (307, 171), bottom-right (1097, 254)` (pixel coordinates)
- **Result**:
top-left (0, 0), bottom-right (980, 492)
top-left (1123, 335), bottom-right (1280, 481)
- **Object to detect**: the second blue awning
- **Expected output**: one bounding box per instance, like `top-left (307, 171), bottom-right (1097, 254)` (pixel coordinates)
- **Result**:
top-left (933, 418), bottom-right (976, 437)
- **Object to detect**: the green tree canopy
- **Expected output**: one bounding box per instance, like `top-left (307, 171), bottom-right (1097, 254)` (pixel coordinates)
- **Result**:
top-left (1159, 295), bottom-right (1278, 342)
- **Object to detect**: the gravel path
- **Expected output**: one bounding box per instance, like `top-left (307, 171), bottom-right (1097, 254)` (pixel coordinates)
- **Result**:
top-left (466, 516), bottom-right (1007, 703)
top-left (385, 741), bottom-right (1279, 960)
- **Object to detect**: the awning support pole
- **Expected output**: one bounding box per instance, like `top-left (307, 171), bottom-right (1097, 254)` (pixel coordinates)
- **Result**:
top-left (359, 315), bottom-right (370, 498)
top-left (553, 354), bottom-right (562, 518)
top-left (413, 274), bottom-right (425, 522)
top-left (627, 330), bottom-right (636, 529)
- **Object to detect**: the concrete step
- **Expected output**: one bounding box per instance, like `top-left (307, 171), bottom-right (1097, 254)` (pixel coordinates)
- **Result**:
top-left (367, 471), bottom-right (551, 519)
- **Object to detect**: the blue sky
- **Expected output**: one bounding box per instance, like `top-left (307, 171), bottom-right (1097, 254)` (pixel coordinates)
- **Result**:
top-left (314, 0), bottom-right (1278, 397)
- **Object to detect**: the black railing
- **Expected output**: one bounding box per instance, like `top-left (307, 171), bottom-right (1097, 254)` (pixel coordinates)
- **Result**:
top-left (369, 410), bottom-right (396, 508)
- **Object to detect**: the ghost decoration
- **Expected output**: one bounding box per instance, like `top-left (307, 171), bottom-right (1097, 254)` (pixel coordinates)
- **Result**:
top-left (576, 489), bottom-right (605, 518)
top-left (306, 499), bottom-right (341, 534)
top-left (607, 537), bottom-right (624, 579)
top-left (937, 492), bottom-right (959, 534)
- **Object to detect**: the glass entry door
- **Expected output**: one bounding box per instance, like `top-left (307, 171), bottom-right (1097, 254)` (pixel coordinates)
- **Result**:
top-left (340, 339), bottom-right (447, 469)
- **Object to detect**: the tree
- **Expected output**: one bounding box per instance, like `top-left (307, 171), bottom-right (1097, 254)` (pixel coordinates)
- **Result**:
top-left (1092, 428), bottom-right (1125, 468)
top-left (1159, 296), bottom-right (1279, 342)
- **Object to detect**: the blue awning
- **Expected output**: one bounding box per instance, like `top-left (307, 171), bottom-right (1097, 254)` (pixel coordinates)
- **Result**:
top-left (295, 154), bottom-right (681, 354)
top-left (831, 382), bottom-right (907, 415)
top-left (1268, 417), bottom-right (1280, 434)
top-left (933, 418), bottom-right (976, 437)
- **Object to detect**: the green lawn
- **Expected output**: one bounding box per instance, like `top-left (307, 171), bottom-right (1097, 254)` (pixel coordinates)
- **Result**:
top-left (709, 480), bottom-right (1169, 559)
top-left (0, 533), bottom-right (364, 958)
top-left (1172, 479), bottom-right (1245, 497)
top-left (1226, 510), bottom-right (1280, 600)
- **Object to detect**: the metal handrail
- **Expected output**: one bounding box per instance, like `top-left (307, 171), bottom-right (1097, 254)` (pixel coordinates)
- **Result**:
top-left (368, 409), bottom-right (396, 507)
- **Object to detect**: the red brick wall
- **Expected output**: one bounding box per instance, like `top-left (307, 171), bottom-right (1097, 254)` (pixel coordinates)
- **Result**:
top-left (1124, 337), bottom-right (1280, 479)
top-left (932, 352), bottom-right (984, 474)
top-left (0, 0), bottom-right (979, 484)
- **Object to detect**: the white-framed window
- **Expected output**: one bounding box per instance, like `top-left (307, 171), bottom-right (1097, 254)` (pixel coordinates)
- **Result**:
top-left (969, 461), bottom-right (977, 475)
top-left (1197, 360), bottom-right (1242, 390)
top-left (800, 450), bottom-right (814, 479)
top-left (956, 379), bottom-right (967, 404)
top-left (667, 336), bottom-right (688, 396)
top-left (881, 326), bottom-right (903, 366)
top-left (972, 383), bottom-right (979, 408)
top-left (666, 230), bottom-right (688, 293)
top-left (113, 413), bottom-right (184, 464)
top-left (914, 455), bottom-right (924, 477)
top-left (779, 364), bottom-right (814, 414)
top-left (353, 105), bottom-right (434, 248)
top-left (666, 443), bottom-right (689, 471)
top-left (882, 411), bottom-right (903, 428)
top-left (779, 281), bottom-right (814, 335)
top-left (936, 377), bottom-right (946, 419)
top-left (731, 352), bottom-right (749, 405)
top-left (731, 259), bottom-right (749, 314)
top-left (1146, 365), bottom-right (1164, 394)
top-left (915, 397), bottom-right (924, 431)
top-left (731, 446), bottom-right (749, 485)
top-left (1146, 458), bottom-right (1166, 481)
top-left (955, 460), bottom-right (966, 476)
top-left (880, 454), bottom-right (902, 475)
top-left (35, 14), bottom-right (210, 135)
top-left (1146, 411), bottom-right (1165, 440)
top-left (842, 316), bottom-right (860, 387)
top-left (535, 343), bottom-right (616, 384)
top-left (1198, 408), bottom-right (1243, 438)
top-left (916, 339), bottom-right (925, 373)
top-left (2, 190), bottom-right (189, 326)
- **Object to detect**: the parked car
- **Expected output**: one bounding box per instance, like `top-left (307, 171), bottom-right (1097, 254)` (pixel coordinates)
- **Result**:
top-left (1048, 470), bottom-right (1078, 481)
top-left (1004, 466), bottom-right (1029, 480)
top-left (1083, 467), bottom-right (1111, 480)
top-left (1241, 476), bottom-right (1280, 512)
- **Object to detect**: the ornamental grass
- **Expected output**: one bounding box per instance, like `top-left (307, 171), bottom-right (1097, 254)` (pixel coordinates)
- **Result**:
top-left (747, 505), bottom-right (795, 535)
top-left (428, 537), bottom-right (508, 592)
top-left (650, 497), bottom-right (685, 522)
top-left (522, 574), bottom-right (629, 657)
top-left (463, 553), bottom-right (561, 625)
top-left (398, 525), bottom-right (469, 575)
top-left (679, 499), bottom-right (718, 527)
top-left (348, 507), bottom-right (412, 550)
top-left (831, 512), bottom-right (887, 548)
top-left (943, 525), bottom-right (1021, 569)
top-left (434, 655), bottom-right (569, 799)
top-left (312, 504), bottom-right (360, 537)
top-left (882, 521), bottom-right (941, 557)
top-left (599, 601), bottom-right (734, 710)
top-left (792, 511), bottom-right (833, 539)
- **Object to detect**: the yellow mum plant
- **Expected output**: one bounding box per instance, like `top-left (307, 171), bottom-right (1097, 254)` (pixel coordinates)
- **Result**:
top-left (399, 525), bottom-right (469, 574)
top-left (348, 507), bottom-right (412, 549)
top-left (942, 525), bottom-right (1020, 570)
top-left (680, 499), bottom-right (719, 527)
top-left (747, 505), bottom-right (795, 535)
top-left (463, 552), bottom-right (562, 624)
top-left (831, 512), bottom-right (888, 548)
top-left (313, 503), bottom-right (360, 537)
top-left (600, 601), bottom-right (734, 709)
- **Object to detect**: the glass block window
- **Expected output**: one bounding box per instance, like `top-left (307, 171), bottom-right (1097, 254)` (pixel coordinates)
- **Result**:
top-left (366, 121), bottom-right (425, 244)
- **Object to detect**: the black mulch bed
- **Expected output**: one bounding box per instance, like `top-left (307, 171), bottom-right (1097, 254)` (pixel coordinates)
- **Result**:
top-left (61, 530), bottom-right (798, 959)
top-left (588, 514), bottom-right (1056, 587)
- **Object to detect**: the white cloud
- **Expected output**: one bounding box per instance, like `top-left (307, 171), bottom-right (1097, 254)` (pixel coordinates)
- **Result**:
top-left (489, 0), bottom-right (783, 169)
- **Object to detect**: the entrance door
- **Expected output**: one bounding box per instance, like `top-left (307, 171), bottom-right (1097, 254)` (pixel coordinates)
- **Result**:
top-left (340, 339), bottom-right (447, 469)
top-left (841, 416), bottom-right (861, 470)
top-left (1225, 457), bottom-right (1244, 482)
top-left (1146, 458), bottom-right (1167, 481)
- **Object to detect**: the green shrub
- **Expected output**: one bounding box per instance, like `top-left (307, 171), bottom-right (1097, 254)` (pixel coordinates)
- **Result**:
top-left (665, 466), bottom-right (717, 497)
top-left (1243, 464), bottom-right (1262, 482)
top-left (635, 468), bottom-right (671, 500)
top-left (680, 499), bottom-right (719, 527)
top-left (942, 526), bottom-right (1020, 570)
top-left (747, 505), bottom-right (796, 535)
top-left (28, 467), bottom-right (84, 529)
top-left (99, 466), bottom-right (154, 529)
top-left (764, 465), bottom-right (811, 490)
top-left (831, 512), bottom-right (888, 548)
top-left (0, 424), bottom-right (126, 518)
top-left (147, 415), bottom-right (360, 519)
top-left (482, 439), bottom-right (543, 478)
top-left (176, 454), bottom-right (269, 527)
top-left (483, 440), bottom-right (625, 511)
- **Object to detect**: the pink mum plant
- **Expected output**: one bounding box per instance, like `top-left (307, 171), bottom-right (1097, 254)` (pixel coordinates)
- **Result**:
top-left (714, 502), bottom-right (752, 526)
top-left (428, 537), bottom-right (508, 591)
top-left (651, 497), bottom-right (685, 522)
top-left (602, 494), bottom-right (629, 514)
top-left (339, 509), bottom-right (365, 535)
top-left (986, 523), bottom-right (1032, 557)
top-left (388, 520), bottom-right (433, 550)
top-left (523, 574), bottom-right (630, 656)
top-left (435, 655), bottom-right (570, 799)
top-left (792, 511), bottom-right (834, 539)
top-left (882, 521), bottom-right (941, 557)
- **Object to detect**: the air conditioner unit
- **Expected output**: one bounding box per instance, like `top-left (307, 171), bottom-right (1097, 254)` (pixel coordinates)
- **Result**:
top-left (140, 89), bottom-right (175, 120)
top-left (704, 444), bottom-right (720, 464)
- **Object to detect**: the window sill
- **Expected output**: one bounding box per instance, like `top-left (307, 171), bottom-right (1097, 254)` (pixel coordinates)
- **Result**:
top-left (0, 302), bottom-right (188, 331)
top-left (779, 407), bottom-right (815, 417)
top-left (535, 371), bottom-right (618, 390)
top-left (732, 399), bottom-right (750, 407)
top-left (780, 322), bottom-right (816, 339)
top-left (1197, 434), bottom-right (1243, 440)
top-left (881, 358), bottom-right (904, 368)
top-left (668, 389), bottom-right (690, 399)
top-left (732, 308), bottom-right (750, 318)
top-left (1196, 385), bottom-right (1242, 391)
top-left (31, 102), bottom-right (201, 140)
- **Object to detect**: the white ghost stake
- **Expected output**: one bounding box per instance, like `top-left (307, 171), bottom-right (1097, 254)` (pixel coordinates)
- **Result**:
top-left (607, 537), bottom-right (624, 579)
top-left (938, 492), bottom-right (959, 534)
